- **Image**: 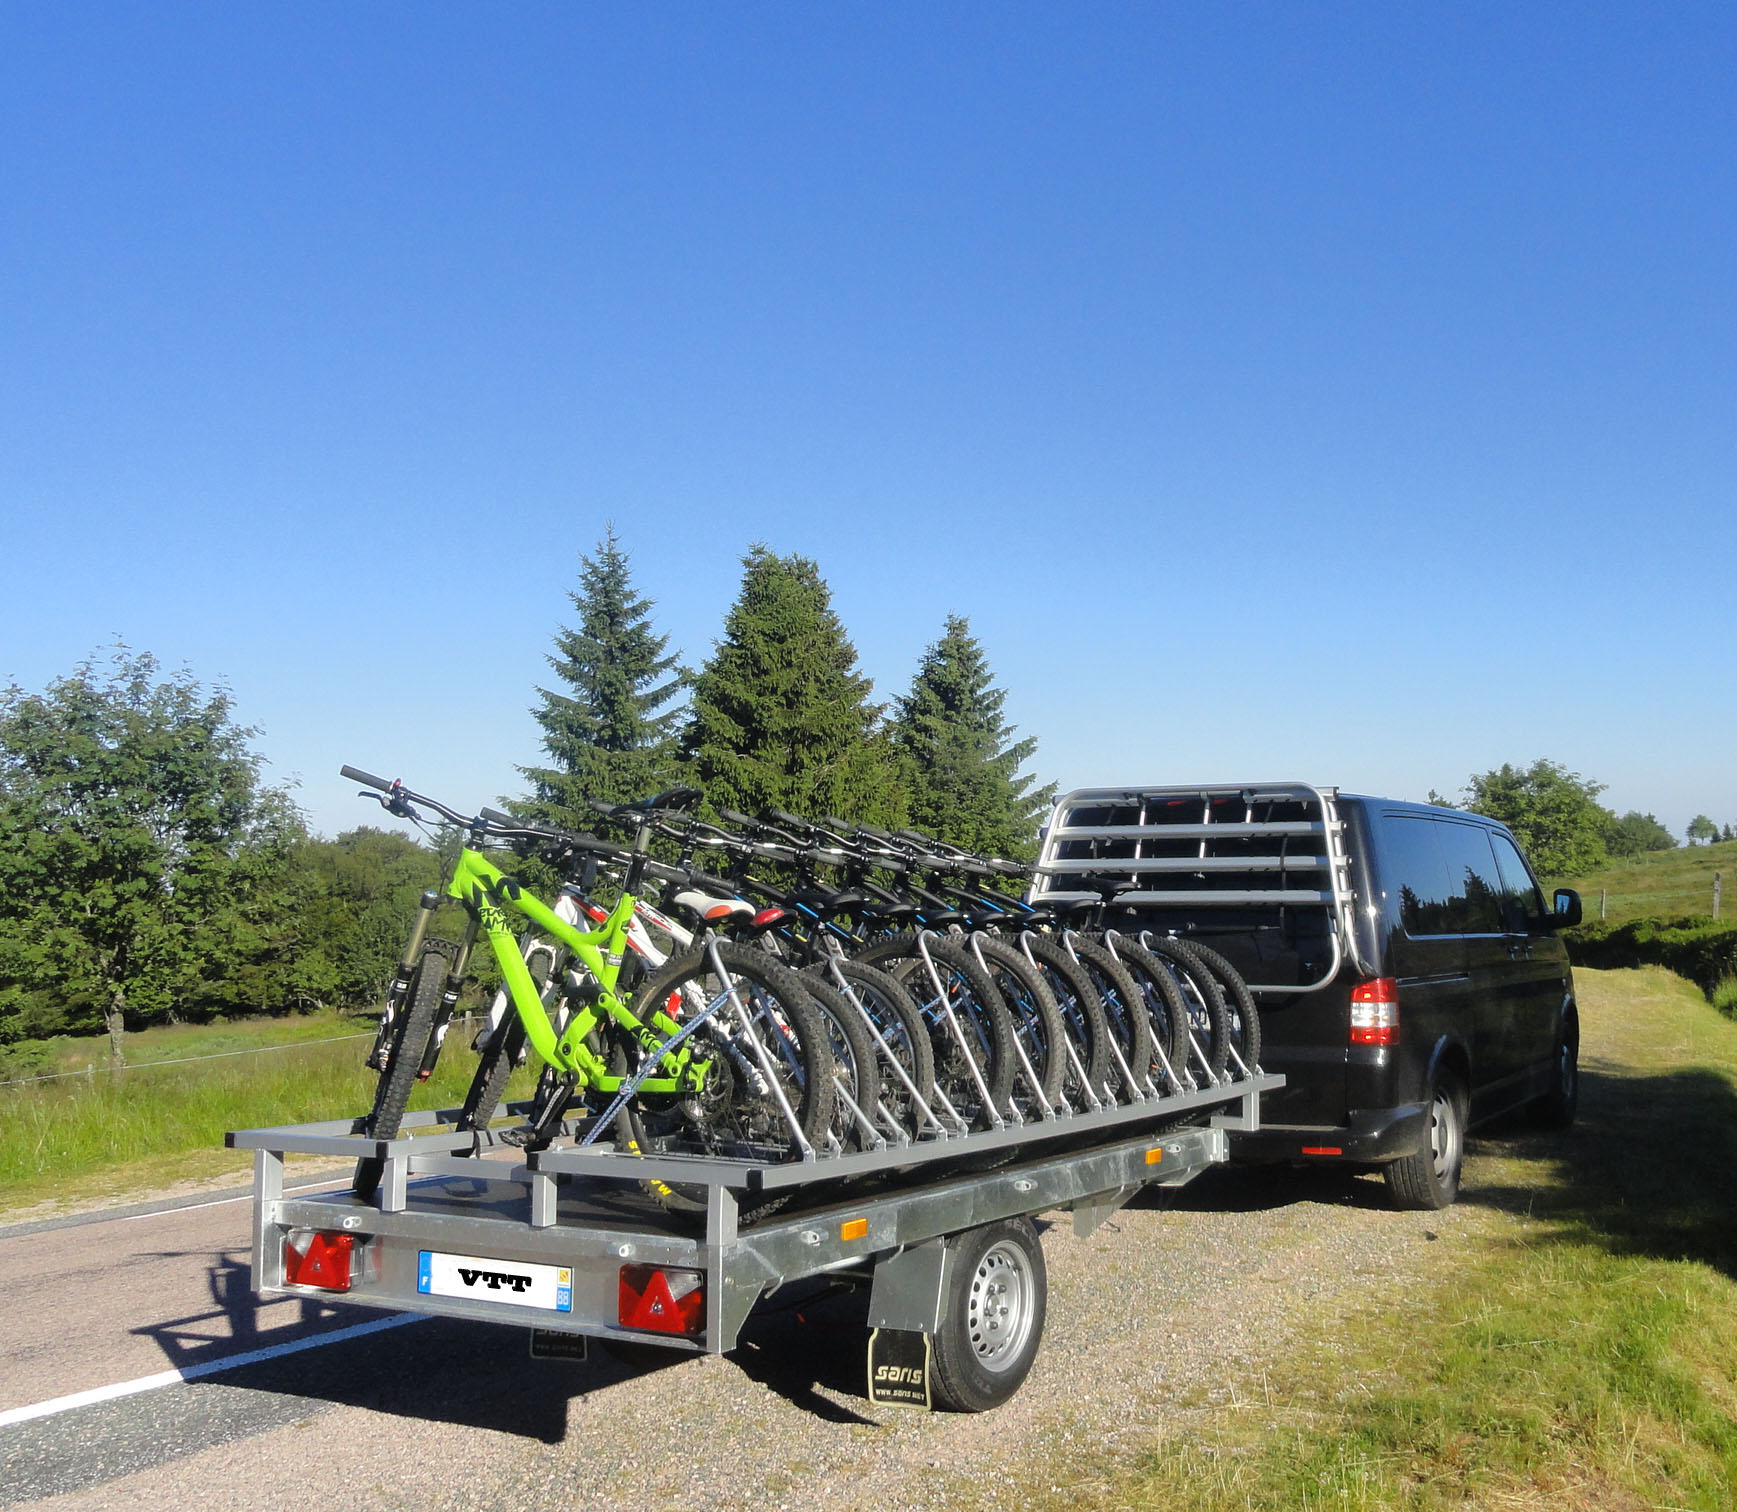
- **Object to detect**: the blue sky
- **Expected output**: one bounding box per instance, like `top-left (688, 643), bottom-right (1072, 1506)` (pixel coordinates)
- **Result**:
top-left (4, 5), bottom-right (1732, 841)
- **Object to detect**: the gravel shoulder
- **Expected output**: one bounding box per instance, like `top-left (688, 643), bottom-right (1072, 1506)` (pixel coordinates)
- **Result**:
top-left (12, 1160), bottom-right (1486, 1512)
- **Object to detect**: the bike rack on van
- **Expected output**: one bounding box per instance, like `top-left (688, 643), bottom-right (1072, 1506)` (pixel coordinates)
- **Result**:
top-left (1029, 783), bottom-right (1374, 995)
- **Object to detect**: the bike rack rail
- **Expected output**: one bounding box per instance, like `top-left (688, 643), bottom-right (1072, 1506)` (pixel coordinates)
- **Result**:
top-left (1030, 782), bottom-right (1375, 993)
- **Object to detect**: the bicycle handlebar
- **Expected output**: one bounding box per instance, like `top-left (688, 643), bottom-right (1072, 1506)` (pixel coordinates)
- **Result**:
top-left (340, 764), bottom-right (393, 793)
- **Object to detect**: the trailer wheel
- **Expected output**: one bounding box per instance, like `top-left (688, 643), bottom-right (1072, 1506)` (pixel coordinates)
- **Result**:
top-left (930, 1218), bottom-right (1047, 1412)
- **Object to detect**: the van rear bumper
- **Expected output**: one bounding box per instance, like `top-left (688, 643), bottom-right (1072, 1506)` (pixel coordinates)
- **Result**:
top-left (1228, 1103), bottom-right (1427, 1165)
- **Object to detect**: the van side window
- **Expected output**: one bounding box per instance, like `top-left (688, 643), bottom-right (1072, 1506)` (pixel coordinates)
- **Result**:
top-left (1381, 815), bottom-right (1506, 936)
top-left (1380, 816), bottom-right (1457, 935)
top-left (1435, 823), bottom-right (1505, 934)
top-left (1488, 831), bottom-right (1546, 932)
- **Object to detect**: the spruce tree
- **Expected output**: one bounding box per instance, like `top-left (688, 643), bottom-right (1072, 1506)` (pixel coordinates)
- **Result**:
top-left (680, 547), bottom-right (905, 824)
top-left (517, 528), bottom-right (686, 825)
top-left (891, 615), bottom-right (1056, 860)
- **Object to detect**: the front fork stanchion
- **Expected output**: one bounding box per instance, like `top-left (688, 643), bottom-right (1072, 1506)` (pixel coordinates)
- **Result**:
top-left (703, 936), bottom-right (816, 1161)
top-left (967, 935), bottom-right (1052, 1123)
top-left (915, 931), bottom-right (1004, 1131)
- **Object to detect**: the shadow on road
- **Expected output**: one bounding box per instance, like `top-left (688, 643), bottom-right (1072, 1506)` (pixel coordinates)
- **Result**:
top-left (137, 1056), bottom-right (1737, 1440)
top-left (127, 1249), bottom-right (890, 1439)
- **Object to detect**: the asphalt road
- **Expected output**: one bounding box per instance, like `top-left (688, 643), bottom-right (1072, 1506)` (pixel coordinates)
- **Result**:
top-left (0, 1156), bottom-right (1469, 1512)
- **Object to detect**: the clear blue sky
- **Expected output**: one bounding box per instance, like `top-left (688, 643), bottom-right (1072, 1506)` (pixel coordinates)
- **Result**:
top-left (4, 5), bottom-right (1732, 841)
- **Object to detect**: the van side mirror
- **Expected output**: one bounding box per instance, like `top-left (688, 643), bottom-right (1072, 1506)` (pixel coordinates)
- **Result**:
top-left (1550, 888), bottom-right (1582, 929)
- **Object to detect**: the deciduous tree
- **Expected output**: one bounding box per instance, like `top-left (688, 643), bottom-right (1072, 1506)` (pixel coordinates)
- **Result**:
top-left (1461, 759), bottom-right (1613, 876)
top-left (1607, 810), bottom-right (1677, 858)
top-left (0, 649), bottom-right (302, 1053)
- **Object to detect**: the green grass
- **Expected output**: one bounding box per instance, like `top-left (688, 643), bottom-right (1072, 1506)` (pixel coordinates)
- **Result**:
top-left (1014, 967), bottom-right (1737, 1512)
top-left (1553, 838), bottom-right (1736, 926)
top-left (0, 1011), bottom-right (534, 1212)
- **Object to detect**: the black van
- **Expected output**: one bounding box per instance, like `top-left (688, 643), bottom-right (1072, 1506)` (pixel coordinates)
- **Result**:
top-left (1031, 784), bottom-right (1582, 1210)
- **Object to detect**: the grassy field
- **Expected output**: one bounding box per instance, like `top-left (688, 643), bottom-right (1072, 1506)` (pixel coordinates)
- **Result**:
top-left (1021, 966), bottom-right (1737, 1511)
top-left (1552, 838), bottom-right (1736, 926)
top-left (0, 1011), bottom-right (533, 1212)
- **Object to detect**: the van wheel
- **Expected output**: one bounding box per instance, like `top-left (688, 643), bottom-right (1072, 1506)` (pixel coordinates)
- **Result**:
top-left (1528, 1009), bottom-right (1579, 1130)
top-left (929, 1218), bottom-right (1047, 1412)
top-left (1384, 1073), bottom-right (1467, 1210)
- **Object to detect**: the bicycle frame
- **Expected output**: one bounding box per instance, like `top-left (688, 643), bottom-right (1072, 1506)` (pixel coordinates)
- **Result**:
top-left (445, 846), bottom-right (705, 1098)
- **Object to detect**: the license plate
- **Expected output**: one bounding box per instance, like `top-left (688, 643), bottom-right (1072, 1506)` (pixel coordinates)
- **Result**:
top-left (417, 1251), bottom-right (573, 1312)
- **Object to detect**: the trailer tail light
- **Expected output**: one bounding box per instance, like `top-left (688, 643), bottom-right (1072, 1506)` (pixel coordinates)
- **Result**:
top-left (618, 1264), bottom-right (705, 1337)
top-left (283, 1229), bottom-right (356, 1292)
top-left (1349, 978), bottom-right (1399, 1046)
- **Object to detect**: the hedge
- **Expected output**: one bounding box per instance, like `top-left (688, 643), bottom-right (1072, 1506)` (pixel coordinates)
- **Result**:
top-left (1565, 916), bottom-right (1737, 1002)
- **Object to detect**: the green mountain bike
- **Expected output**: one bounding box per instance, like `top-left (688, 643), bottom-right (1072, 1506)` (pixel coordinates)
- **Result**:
top-left (341, 767), bottom-right (834, 1200)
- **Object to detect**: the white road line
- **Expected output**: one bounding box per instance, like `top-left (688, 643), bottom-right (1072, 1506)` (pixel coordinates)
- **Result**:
top-left (116, 1177), bottom-right (351, 1222)
top-left (0, 1313), bottom-right (426, 1429)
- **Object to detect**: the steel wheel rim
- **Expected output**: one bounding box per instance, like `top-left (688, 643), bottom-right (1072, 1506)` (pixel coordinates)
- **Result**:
top-left (1430, 1088), bottom-right (1461, 1183)
top-left (967, 1241), bottom-right (1036, 1372)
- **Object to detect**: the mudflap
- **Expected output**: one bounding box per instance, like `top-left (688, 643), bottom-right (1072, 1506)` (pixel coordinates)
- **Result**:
top-left (867, 1327), bottom-right (933, 1409)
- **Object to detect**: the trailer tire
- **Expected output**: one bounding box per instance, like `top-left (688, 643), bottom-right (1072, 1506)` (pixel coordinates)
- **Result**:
top-left (930, 1218), bottom-right (1047, 1413)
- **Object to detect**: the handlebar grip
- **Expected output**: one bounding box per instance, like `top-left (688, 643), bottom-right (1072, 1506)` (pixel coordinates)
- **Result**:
top-left (769, 809), bottom-right (810, 828)
top-left (340, 765), bottom-right (393, 793)
top-left (587, 797), bottom-right (622, 818)
top-left (480, 807), bottom-right (517, 826)
top-left (718, 808), bottom-right (756, 827)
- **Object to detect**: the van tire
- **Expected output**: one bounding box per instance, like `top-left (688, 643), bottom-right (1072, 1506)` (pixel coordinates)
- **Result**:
top-left (1528, 1008), bottom-right (1579, 1130)
top-left (1384, 1072), bottom-right (1467, 1210)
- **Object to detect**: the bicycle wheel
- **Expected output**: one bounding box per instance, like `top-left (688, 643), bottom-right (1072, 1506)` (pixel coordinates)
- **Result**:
top-left (800, 969), bottom-right (881, 1153)
top-left (1172, 938), bottom-right (1261, 1074)
top-left (1016, 934), bottom-right (1112, 1112)
top-left (624, 944), bottom-right (835, 1167)
top-left (1067, 935), bottom-right (1153, 1103)
top-left (1141, 936), bottom-right (1230, 1080)
top-left (963, 934), bottom-right (1066, 1115)
top-left (453, 1008), bottom-right (528, 1146)
top-left (354, 947), bottom-right (444, 1200)
top-left (803, 959), bottom-right (937, 1139)
top-left (1098, 934), bottom-right (1191, 1091)
top-left (851, 932), bottom-right (1014, 1133)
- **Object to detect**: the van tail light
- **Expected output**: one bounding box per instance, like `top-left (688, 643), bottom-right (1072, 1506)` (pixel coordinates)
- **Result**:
top-left (1349, 978), bottom-right (1399, 1046)
top-left (283, 1229), bottom-right (356, 1292)
top-left (618, 1264), bottom-right (705, 1337)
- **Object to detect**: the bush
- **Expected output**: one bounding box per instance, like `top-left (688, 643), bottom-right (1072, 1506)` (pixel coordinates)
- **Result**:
top-left (1713, 977), bottom-right (1737, 1020)
top-left (1565, 917), bottom-right (1737, 1000)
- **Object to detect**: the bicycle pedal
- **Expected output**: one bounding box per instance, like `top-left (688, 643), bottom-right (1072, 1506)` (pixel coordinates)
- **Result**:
top-left (498, 1124), bottom-right (551, 1151)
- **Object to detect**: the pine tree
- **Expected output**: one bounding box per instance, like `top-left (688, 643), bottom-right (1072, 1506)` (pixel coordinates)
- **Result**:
top-left (891, 615), bottom-right (1056, 860)
top-left (680, 547), bottom-right (905, 824)
top-left (517, 528), bottom-right (686, 825)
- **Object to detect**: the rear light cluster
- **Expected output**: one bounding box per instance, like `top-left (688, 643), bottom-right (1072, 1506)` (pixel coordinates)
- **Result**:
top-left (1349, 978), bottom-right (1399, 1046)
top-left (618, 1264), bottom-right (705, 1337)
top-left (283, 1229), bottom-right (359, 1292)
